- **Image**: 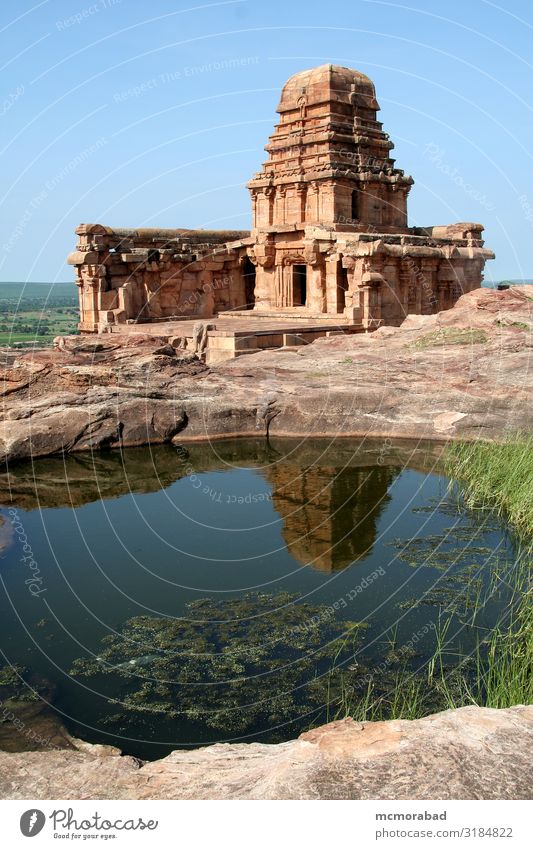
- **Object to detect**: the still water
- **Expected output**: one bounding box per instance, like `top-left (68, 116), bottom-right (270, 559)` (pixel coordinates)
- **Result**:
top-left (0, 439), bottom-right (513, 759)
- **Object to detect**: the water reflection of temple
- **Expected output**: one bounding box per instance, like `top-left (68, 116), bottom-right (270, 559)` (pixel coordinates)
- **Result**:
top-left (0, 439), bottom-right (434, 573)
top-left (267, 463), bottom-right (398, 572)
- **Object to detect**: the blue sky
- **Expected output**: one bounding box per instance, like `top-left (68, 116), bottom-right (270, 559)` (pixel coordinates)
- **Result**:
top-left (1, 0), bottom-right (532, 282)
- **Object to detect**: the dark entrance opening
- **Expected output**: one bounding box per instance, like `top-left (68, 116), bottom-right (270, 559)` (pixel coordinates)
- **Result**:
top-left (293, 265), bottom-right (307, 307)
top-left (351, 189), bottom-right (359, 222)
top-left (338, 265), bottom-right (349, 312)
top-left (243, 256), bottom-right (256, 309)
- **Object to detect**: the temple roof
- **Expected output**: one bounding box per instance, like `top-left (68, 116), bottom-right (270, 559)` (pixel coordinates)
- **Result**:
top-left (277, 63), bottom-right (379, 112)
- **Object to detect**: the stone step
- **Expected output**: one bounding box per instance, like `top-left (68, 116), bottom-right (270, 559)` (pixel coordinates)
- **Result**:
top-left (217, 309), bottom-right (353, 324)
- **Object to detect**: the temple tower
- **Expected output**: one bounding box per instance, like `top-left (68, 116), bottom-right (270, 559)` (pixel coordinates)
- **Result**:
top-left (247, 64), bottom-right (413, 232)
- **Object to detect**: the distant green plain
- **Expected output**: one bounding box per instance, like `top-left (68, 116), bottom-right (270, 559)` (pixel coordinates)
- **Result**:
top-left (0, 281), bottom-right (78, 346)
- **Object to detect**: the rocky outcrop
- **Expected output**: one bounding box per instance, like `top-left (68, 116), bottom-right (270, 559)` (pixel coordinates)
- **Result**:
top-left (0, 286), bottom-right (531, 464)
top-left (0, 706), bottom-right (531, 800)
top-left (0, 334), bottom-right (206, 462)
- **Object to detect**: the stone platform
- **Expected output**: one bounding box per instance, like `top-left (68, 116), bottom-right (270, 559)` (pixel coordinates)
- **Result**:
top-left (108, 313), bottom-right (364, 363)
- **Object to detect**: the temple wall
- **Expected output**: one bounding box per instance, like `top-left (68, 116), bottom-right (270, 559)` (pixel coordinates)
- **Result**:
top-left (68, 223), bottom-right (492, 333)
top-left (341, 248), bottom-right (487, 327)
top-left (67, 225), bottom-right (251, 332)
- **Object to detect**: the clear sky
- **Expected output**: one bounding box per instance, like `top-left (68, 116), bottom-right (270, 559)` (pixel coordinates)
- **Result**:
top-left (1, 0), bottom-right (532, 282)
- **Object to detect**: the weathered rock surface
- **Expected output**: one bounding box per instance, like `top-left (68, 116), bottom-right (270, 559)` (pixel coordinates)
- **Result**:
top-left (0, 706), bottom-right (531, 800)
top-left (0, 334), bottom-right (205, 462)
top-left (1, 287), bottom-right (531, 464)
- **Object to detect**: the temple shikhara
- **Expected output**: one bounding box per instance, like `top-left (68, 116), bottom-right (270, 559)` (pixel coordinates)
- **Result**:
top-left (68, 64), bottom-right (494, 361)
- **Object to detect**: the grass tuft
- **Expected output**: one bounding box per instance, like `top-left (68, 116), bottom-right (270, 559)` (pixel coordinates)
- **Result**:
top-left (444, 436), bottom-right (533, 543)
top-left (328, 435), bottom-right (533, 722)
top-left (413, 327), bottom-right (488, 350)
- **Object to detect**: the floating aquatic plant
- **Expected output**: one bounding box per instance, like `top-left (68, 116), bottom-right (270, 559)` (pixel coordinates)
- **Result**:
top-left (0, 664), bottom-right (42, 705)
top-left (71, 593), bottom-right (367, 737)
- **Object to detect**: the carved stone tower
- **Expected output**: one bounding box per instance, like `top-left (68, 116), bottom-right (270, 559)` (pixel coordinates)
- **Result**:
top-left (247, 64), bottom-right (413, 232)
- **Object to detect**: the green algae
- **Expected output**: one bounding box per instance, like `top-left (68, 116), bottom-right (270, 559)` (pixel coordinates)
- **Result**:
top-left (71, 593), bottom-right (367, 737)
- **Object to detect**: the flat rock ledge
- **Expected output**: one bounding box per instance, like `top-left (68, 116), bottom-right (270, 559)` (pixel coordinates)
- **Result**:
top-left (1, 706), bottom-right (532, 800)
top-left (0, 286), bottom-right (532, 463)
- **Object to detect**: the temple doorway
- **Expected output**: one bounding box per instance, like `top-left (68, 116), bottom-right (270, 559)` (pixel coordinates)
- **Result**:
top-left (338, 265), bottom-right (349, 312)
top-left (293, 264), bottom-right (307, 306)
top-left (243, 256), bottom-right (256, 309)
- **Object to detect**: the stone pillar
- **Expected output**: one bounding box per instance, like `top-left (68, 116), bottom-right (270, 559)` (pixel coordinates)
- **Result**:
top-left (275, 188), bottom-right (286, 226)
top-left (405, 258), bottom-right (422, 313)
top-left (303, 244), bottom-right (324, 313)
top-left (297, 186), bottom-right (307, 223)
top-left (284, 188), bottom-right (300, 225)
top-left (382, 260), bottom-right (399, 322)
top-left (254, 264), bottom-right (274, 309)
top-left (394, 186), bottom-right (409, 228)
top-left (399, 259), bottom-right (411, 317)
top-left (307, 260), bottom-right (326, 312)
top-left (420, 259), bottom-right (437, 313)
top-left (348, 286), bottom-right (364, 324)
top-left (255, 191), bottom-right (271, 228)
top-left (360, 286), bottom-right (372, 328)
top-left (306, 182), bottom-right (320, 223)
top-left (142, 271), bottom-right (163, 319)
top-left (339, 257), bottom-right (363, 322)
top-left (361, 271), bottom-right (384, 330)
top-left (320, 182), bottom-right (337, 223)
top-left (325, 255), bottom-right (340, 313)
top-left (79, 276), bottom-right (100, 332)
top-left (117, 280), bottom-right (135, 322)
top-left (282, 263), bottom-right (293, 306)
top-left (249, 242), bottom-right (275, 309)
top-left (264, 187), bottom-right (274, 227)
top-left (437, 263), bottom-right (457, 310)
top-left (437, 282), bottom-right (448, 311)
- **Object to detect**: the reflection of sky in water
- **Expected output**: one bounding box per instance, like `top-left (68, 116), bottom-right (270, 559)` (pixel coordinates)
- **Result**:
top-left (0, 441), bottom-right (512, 757)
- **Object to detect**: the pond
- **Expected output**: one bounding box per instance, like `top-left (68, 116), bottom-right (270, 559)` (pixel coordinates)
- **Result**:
top-left (0, 438), bottom-right (516, 760)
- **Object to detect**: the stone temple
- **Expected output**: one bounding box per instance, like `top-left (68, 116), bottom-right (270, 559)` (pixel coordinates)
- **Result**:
top-left (68, 64), bottom-right (494, 362)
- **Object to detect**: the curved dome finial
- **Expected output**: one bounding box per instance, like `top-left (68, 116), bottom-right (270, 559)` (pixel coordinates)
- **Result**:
top-left (277, 63), bottom-right (378, 112)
